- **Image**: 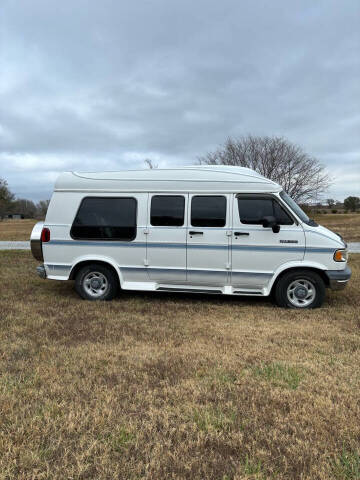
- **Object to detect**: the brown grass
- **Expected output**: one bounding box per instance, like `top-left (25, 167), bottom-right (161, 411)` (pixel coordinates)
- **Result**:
top-left (313, 213), bottom-right (360, 243)
top-left (0, 251), bottom-right (359, 479)
top-left (0, 219), bottom-right (37, 240)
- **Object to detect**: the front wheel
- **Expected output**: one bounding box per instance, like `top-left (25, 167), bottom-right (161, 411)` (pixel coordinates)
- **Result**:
top-left (274, 270), bottom-right (326, 309)
top-left (75, 264), bottom-right (119, 301)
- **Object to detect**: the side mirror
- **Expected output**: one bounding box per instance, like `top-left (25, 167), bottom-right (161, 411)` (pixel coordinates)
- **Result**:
top-left (262, 216), bottom-right (280, 233)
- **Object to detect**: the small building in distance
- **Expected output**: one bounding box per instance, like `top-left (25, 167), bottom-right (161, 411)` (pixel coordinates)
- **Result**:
top-left (3, 213), bottom-right (25, 219)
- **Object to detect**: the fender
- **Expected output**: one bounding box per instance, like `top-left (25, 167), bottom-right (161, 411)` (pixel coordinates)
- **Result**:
top-left (67, 254), bottom-right (124, 286)
top-left (265, 259), bottom-right (330, 295)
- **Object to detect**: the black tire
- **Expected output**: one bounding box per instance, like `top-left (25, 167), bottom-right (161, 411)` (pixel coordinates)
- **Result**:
top-left (75, 263), bottom-right (119, 301)
top-left (274, 269), bottom-right (326, 309)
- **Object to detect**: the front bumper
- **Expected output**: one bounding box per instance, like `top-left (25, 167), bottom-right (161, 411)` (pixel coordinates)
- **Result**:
top-left (36, 264), bottom-right (47, 279)
top-left (325, 266), bottom-right (351, 290)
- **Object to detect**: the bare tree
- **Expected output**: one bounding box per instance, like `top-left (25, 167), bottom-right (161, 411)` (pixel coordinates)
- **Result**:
top-left (198, 136), bottom-right (331, 202)
top-left (144, 159), bottom-right (158, 169)
top-left (36, 199), bottom-right (50, 219)
top-left (11, 198), bottom-right (37, 218)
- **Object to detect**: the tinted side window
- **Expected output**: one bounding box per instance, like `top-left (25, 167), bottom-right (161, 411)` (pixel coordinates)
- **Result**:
top-left (273, 201), bottom-right (293, 225)
top-left (71, 197), bottom-right (137, 240)
top-left (237, 197), bottom-right (293, 225)
top-left (151, 196), bottom-right (185, 226)
top-left (191, 196), bottom-right (226, 227)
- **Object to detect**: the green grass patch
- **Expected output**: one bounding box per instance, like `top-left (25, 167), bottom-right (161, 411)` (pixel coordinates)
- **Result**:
top-left (0, 372), bottom-right (41, 393)
top-left (253, 362), bottom-right (304, 390)
top-left (333, 447), bottom-right (360, 479)
top-left (193, 406), bottom-right (237, 433)
top-left (243, 456), bottom-right (264, 476)
top-left (197, 366), bottom-right (237, 385)
top-left (103, 427), bottom-right (134, 453)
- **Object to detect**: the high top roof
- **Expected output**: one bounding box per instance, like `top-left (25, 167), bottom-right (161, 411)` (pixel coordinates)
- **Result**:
top-left (54, 166), bottom-right (282, 193)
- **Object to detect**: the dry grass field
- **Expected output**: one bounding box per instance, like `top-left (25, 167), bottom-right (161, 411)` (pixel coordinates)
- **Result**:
top-left (0, 219), bottom-right (37, 241)
top-left (1, 214), bottom-right (360, 242)
top-left (0, 251), bottom-right (359, 479)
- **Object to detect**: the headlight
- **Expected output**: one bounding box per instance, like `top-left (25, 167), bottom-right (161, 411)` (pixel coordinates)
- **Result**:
top-left (333, 249), bottom-right (348, 262)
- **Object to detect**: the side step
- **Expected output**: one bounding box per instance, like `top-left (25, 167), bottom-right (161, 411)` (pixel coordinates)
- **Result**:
top-left (157, 286), bottom-right (223, 294)
top-left (233, 290), bottom-right (263, 295)
top-left (121, 282), bottom-right (265, 296)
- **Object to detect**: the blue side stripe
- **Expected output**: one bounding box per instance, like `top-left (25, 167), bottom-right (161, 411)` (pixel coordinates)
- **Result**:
top-left (306, 247), bottom-right (336, 253)
top-left (47, 240), bottom-right (334, 254)
top-left (49, 240), bottom-right (147, 248)
top-left (232, 245), bottom-right (304, 253)
top-left (120, 266), bottom-right (274, 276)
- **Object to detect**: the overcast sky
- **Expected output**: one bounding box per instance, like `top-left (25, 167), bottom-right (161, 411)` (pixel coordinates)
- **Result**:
top-left (1, 0), bottom-right (359, 202)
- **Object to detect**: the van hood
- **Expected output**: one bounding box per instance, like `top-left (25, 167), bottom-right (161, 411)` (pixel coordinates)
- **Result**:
top-left (305, 223), bottom-right (346, 248)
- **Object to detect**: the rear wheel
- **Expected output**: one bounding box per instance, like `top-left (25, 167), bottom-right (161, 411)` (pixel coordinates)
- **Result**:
top-left (274, 270), bottom-right (325, 309)
top-left (75, 264), bottom-right (119, 301)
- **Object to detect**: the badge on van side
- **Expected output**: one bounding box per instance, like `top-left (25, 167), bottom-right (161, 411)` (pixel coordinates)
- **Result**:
top-left (280, 239), bottom-right (298, 243)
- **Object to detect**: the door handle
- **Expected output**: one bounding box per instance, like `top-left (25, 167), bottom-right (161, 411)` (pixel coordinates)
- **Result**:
top-left (234, 232), bottom-right (249, 236)
top-left (189, 231), bottom-right (203, 235)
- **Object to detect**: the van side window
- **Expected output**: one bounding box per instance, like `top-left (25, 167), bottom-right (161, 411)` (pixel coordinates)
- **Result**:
top-left (273, 201), bottom-right (294, 225)
top-left (191, 196), bottom-right (226, 227)
top-left (151, 196), bottom-right (185, 226)
top-left (71, 197), bottom-right (137, 240)
top-left (237, 197), bottom-right (293, 225)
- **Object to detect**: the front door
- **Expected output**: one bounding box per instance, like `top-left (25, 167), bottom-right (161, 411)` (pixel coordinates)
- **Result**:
top-left (231, 194), bottom-right (305, 290)
top-left (187, 194), bottom-right (231, 286)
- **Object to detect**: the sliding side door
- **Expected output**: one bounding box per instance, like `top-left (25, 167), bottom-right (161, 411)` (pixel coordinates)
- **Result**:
top-left (186, 194), bottom-right (231, 286)
top-left (146, 193), bottom-right (188, 283)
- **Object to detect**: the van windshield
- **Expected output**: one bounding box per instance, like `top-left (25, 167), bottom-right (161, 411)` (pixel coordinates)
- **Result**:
top-left (279, 191), bottom-right (317, 226)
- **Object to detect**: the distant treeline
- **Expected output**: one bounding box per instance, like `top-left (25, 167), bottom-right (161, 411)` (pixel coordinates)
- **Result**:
top-left (0, 178), bottom-right (49, 220)
top-left (301, 197), bottom-right (360, 214)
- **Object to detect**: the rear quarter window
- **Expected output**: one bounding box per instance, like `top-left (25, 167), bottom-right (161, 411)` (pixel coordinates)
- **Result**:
top-left (71, 197), bottom-right (137, 240)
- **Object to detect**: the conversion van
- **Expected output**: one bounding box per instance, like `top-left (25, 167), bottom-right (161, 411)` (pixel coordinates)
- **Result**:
top-left (30, 166), bottom-right (351, 308)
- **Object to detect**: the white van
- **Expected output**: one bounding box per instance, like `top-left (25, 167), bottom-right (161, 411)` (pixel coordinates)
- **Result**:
top-left (30, 166), bottom-right (351, 308)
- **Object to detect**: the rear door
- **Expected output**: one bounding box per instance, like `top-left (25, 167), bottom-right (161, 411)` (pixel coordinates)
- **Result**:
top-left (231, 194), bottom-right (305, 289)
top-left (186, 194), bottom-right (231, 286)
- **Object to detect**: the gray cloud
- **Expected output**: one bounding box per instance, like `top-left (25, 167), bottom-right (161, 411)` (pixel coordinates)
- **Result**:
top-left (1, 0), bottom-right (359, 201)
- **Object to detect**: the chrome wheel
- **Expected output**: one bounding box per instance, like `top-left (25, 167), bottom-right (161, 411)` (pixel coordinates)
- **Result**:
top-left (83, 271), bottom-right (109, 298)
top-left (286, 279), bottom-right (316, 308)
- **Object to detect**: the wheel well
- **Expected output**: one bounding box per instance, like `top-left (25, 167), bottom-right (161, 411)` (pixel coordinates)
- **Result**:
top-left (69, 260), bottom-right (120, 286)
top-left (271, 267), bottom-right (329, 293)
